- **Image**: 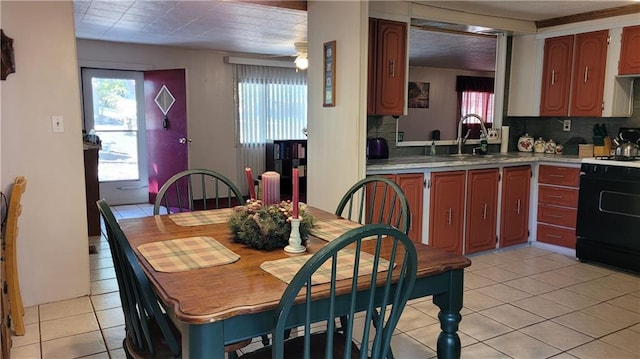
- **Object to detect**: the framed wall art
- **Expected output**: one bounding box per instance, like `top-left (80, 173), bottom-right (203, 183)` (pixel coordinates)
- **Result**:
top-left (408, 81), bottom-right (429, 108)
top-left (323, 40), bottom-right (336, 107)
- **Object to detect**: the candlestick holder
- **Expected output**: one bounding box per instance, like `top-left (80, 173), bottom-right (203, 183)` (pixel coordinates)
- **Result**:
top-left (284, 217), bottom-right (306, 253)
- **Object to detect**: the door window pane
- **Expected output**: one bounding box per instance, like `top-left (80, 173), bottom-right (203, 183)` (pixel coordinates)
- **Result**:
top-left (90, 77), bottom-right (140, 181)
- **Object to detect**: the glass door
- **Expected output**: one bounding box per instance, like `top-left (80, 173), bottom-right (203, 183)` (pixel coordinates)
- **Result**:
top-left (82, 68), bottom-right (148, 205)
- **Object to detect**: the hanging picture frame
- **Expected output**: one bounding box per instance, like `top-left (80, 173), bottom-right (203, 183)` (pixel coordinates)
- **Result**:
top-left (323, 40), bottom-right (336, 107)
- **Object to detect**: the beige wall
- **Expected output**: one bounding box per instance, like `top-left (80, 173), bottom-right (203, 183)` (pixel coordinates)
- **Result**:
top-left (1, 1), bottom-right (90, 306)
top-left (76, 40), bottom-right (239, 185)
top-left (306, 1), bottom-right (369, 212)
top-left (400, 67), bottom-right (494, 141)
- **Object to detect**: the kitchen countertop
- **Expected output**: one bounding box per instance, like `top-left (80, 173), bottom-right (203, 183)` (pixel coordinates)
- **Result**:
top-left (367, 152), bottom-right (583, 172)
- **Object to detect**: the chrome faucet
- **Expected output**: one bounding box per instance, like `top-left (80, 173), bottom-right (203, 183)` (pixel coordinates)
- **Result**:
top-left (456, 113), bottom-right (487, 155)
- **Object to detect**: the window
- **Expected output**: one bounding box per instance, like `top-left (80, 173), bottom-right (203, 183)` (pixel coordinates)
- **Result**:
top-left (456, 76), bottom-right (494, 138)
top-left (236, 65), bottom-right (307, 145)
top-left (234, 64), bottom-right (307, 193)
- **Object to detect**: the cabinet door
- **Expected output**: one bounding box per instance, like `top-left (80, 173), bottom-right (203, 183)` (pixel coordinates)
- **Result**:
top-left (465, 169), bottom-right (499, 254)
top-left (370, 18), bottom-right (406, 116)
top-left (619, 25), bottom-right (640, 75)
top-left (429, 171), bottom-right (465, 254)
top-left (500, 166), bottom-right (531, 247)
top-left (570, 30), bottom-right (609, 117)
top-left (397, 173), bottom-right (424, 244)
top-left (367, 18), bottom-right (378, 115)
top-left (540, 35), bottom-right (573, 116)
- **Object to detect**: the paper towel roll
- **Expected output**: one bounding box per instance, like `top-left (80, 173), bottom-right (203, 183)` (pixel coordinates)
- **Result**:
top-left (500, 126), bottom-right (510, 153)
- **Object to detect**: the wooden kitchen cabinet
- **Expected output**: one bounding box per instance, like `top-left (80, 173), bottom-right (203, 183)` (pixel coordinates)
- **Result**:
top-left (540, 30), bottom-right (608, 117)
top-left (367, 18), bottom-right (407, 116)
top-left (619, 25), bottom-right (640, 75)
top-left (371, 173), bottom-right (424, 244)
top-left (465, 169), bottom-right (499, 254)
top-left (540, 35), bottom-right (573, 116)
top-left (500, 166), bottom-right (531, 248)
top-left (570, 30), bottom-right (609, 117)
top-left (537, 165), bottom-right (580, 248)
top-left (429, 171), bottom-right (465, 254)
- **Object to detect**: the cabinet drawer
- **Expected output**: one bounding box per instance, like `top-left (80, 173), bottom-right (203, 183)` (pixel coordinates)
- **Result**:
top-left (538, 185), bottom-right (578, 207)
top-left (538, 165), bottom-right (580, 187)
top-left (537, 204), bottom-right (577, 227)
top-left (537, 223), bottom-right (576, 248)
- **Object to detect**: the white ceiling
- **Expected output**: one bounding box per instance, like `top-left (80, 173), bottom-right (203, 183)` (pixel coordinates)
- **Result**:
top-left (73, 1), bottom-right (638, 71)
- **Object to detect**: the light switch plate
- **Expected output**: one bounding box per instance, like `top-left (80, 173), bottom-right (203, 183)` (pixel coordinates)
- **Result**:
top-left (52, 115), bottom-right (64, 133)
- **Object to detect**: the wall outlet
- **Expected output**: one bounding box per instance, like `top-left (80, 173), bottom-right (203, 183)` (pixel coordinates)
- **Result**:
top-left (563, 119), bottom-right (571, 132)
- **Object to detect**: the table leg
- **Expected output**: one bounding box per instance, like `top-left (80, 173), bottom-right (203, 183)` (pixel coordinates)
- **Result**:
top-left (433, 269), bottom-right (464, 359)
top-left (186, 321), bottom-right (225, 358)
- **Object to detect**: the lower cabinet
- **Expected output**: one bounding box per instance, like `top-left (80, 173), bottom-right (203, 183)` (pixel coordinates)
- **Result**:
top-left (500, 166), bottom-right (532, 247)
top-left (373, 173), bottom-right (424, 244)
top-left (465, 169), bottom-right (499, 254)
top-left (536, 165), bottom-right (580, 248)
top-left (429, 171), bottom-right (465, 254)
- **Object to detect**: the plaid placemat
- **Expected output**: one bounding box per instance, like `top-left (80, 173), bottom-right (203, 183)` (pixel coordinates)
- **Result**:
top-left (260, 249), bottom-right (392, 286)
top-left (168, 208), bottom-right (234, 226)
top-left (137, 236), bottom-right (240, 273)
top-left (310, 219), bottom-right (386, 242)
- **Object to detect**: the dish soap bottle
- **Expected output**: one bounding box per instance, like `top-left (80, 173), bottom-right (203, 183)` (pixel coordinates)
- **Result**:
top-left (430, 140), bottom-right (437, 156)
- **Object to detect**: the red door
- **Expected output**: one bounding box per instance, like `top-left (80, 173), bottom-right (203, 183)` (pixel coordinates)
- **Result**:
top-left (144, 69), bottom-right (188, 204)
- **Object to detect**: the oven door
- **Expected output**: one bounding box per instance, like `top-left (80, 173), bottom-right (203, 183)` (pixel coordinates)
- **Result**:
top-left (576, 174), bottom-right (640, 251)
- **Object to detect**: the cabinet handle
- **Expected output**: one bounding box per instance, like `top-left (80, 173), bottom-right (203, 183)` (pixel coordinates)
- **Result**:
top-left (483, 203), bottom-right (487, 220)
top-left (584, 66), bottom-right (589, 83)
top-left (549, 174), bottom-right (565, 178)
top-left (551, 70), bottom-right (555, 85)
top-left (547, 214), bottom-right (562, 218)
top-left (516, 199), bottom-right (521, 215)
top-left (546, 234), bottom-right (562, 239)
top-left (548, 195), bottom-right (564, 199)
top-left (389, 60), bottom-right (395, 77)
top-left (447, 208), bottom-right (452, 225)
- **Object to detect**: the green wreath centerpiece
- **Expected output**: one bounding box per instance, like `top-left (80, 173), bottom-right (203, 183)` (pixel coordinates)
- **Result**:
top-left (228, 199), bottom-right (314, 250)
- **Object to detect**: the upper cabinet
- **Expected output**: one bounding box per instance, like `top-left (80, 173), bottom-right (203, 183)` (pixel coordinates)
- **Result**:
top-left (570, 30), bottom-right (609, 117)
top-left (540, 30), bottom-right (608, 117)
top-left (540, 35), bottom-right (574, 116)
top-left (367, 18), bottom-right (407, 116)
top-left (509, 22), bottom-right (637, 118)
top-left (619, 25), bottom-right (640, 75)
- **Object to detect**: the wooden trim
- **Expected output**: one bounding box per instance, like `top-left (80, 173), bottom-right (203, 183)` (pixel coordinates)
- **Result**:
top-left (536, 4), bottom-right (640, 29)
top-left (234, 0), bottom-right (307, 12)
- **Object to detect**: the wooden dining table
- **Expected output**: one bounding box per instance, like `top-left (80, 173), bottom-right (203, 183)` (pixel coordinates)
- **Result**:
top-left (119, 206), bottom-right (471, 358)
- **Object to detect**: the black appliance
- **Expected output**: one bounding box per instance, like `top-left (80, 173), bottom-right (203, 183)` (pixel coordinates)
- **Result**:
top-left (576, 160), bottom-right (640, 273)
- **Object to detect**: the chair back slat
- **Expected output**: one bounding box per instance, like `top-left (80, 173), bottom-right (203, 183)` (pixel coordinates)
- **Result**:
top-left (336, 176), bottom-right (411, 235)
top-left (271, 224), bottom-right (418, 359)
top-left (154, 169), bottom-right (244, 215)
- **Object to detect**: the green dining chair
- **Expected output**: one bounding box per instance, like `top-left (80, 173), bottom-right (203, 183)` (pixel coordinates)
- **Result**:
top-left (154, 168), bottom-right (245, 215)
top-left (239, 224), bottom-right (418, 359)
top-left (335, 176), bottom-right (411, 236)
top-left (98, 199), bottom-right (250, 358)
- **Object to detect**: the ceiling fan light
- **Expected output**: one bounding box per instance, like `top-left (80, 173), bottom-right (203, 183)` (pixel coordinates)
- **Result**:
top-left (294, 54), bottom-right (308, 70)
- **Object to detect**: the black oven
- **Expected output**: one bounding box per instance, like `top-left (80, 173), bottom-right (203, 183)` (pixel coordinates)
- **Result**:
top-left (576, 162), bottom-right (640, 273)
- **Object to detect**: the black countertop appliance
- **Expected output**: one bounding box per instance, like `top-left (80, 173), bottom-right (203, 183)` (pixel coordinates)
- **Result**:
top-left (367, 137), bottom-right (389, 159)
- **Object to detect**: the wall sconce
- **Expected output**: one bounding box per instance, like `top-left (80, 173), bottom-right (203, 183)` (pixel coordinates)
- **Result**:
top-left (294, 42), bottom-right (308, 70)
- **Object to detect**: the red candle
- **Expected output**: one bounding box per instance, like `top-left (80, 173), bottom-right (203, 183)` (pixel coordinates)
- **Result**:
top-left (292, 168), bottom-right (299, 218)
top-left (245, 168), bottom-right (256, 200)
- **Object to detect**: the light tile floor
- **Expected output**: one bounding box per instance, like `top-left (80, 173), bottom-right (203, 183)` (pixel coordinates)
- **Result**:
top-left (10, 203), bottom-right (640, 358)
